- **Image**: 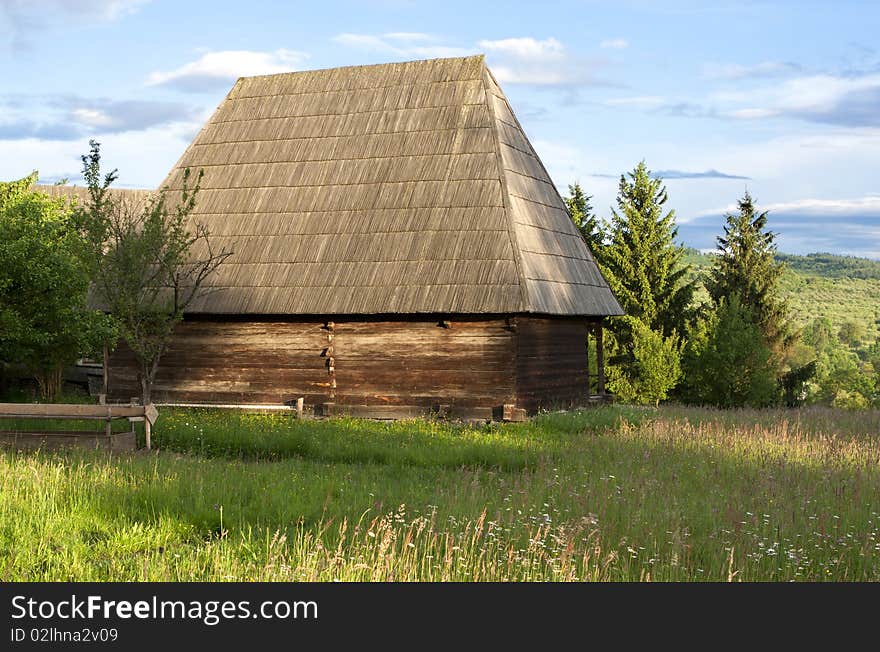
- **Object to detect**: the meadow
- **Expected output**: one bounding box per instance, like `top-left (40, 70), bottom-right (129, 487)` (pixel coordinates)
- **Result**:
top-left (1, 405), bottom-right (878, 581)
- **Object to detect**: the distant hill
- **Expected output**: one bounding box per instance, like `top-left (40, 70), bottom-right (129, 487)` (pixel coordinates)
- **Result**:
top-left (775, 253), bottom-right (880, 280)
top-left (681, 249), bottom-right (880, 344)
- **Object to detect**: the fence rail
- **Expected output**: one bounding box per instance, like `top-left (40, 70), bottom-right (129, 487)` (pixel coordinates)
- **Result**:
top-left (0, 402), bottom-right (157, 451)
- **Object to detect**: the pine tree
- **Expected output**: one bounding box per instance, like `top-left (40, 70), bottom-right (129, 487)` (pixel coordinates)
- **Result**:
top-left (564, 182), bottom-right (602, 253)
top-left (600, 161), bottom-right (696, 341)
top-left (706, 192), bottom-right (792, 359)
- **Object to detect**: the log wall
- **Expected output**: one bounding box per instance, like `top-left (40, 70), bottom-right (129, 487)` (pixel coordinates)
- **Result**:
top-left (515, 316), bottom-right (594, 413)
top-left (107, 320), bottom-right (329, 405)
top-left (107, 315), bottom-right (598, 415)
top-left (107, 316), bottom-right (517, 410)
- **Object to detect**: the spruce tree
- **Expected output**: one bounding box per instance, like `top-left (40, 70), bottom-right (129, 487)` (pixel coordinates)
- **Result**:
top-left (706, 192), bottom-right (792, 358)
top-left (600, 161), bottom-right (695, 341)
top-left (564, 182), bottom-right (602, 253)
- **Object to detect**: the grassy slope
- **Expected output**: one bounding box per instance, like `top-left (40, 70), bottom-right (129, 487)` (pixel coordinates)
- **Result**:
top-left (683, 250), bottom-right (880, 343)
top-left (2, 406), bottom-right (878, 581)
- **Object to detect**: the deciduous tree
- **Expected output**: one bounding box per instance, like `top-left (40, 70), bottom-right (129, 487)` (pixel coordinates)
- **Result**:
top-left (77, 141), bottom-right (232, 405)
top-left (0, 174), bottom-right (114, 399)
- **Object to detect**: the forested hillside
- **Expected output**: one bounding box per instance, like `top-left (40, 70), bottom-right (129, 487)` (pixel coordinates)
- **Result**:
top-left (683, 249), bottom-right (880, 407)
top-left (685, 250), bottom-right (880, 341)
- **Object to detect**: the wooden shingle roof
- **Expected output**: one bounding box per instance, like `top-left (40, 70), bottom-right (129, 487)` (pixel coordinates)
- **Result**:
top-left (36, 184), bottom-right (152, 210)
top-left (152, 55), bottom-right (623, 316)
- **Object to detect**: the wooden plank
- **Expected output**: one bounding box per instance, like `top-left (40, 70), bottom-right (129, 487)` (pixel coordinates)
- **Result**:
top-left (0, 403), bottom-right (145, 419)
top-left (320, 403), bottom-right (494, 421)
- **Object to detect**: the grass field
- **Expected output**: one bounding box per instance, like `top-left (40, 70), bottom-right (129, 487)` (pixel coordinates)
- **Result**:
top-left (2, 405), bottom-right (878, 581)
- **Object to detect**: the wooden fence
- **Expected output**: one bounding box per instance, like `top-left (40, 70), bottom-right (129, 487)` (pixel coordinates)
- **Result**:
top-left (0, 403), bottom-right (158, 452)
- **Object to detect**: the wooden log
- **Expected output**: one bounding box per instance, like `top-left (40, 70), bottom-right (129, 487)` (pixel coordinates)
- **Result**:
top-left (321, 403), bottom-right (494, 421)
top-left (0, 403), bottom-right (147, 419)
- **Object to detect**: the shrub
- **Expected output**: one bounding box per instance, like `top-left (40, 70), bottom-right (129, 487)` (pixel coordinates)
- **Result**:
top-left (608, 317), bottom-right (681, 406)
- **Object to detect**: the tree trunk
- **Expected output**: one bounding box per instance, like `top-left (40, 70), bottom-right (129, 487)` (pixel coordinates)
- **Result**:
top-left (139, 373), bottom-right (151, 405)
top-left (139, 354), bottom-right (163, 405)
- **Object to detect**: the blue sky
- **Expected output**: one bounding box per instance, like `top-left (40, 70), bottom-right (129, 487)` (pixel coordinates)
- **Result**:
top-left (1, 0), bottom-right (878, 257)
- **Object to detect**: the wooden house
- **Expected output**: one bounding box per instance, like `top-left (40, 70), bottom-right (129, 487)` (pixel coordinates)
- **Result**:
top-left (105, 55), bottom-right (624, 418)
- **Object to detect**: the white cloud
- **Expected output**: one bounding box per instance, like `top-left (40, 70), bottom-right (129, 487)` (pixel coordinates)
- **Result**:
top-left (727, 108), bottom-right (777, 119)
top-left (604, 96), bottom-right (665, 108)
top-left (478, 36), bottom-right (603, 86)
top-left (489, 65), bottom-right (579, 86)
top-left (702, 61), bottom-right (800, 80)
top-left (599, 38), bottom-right (628, 50)
top-left (712, 73), bottom-right (880, 126)
top-left (331, 33), bottom-right (472, 59)
top-left (739, 195), bottom-right (880, 216)
top-left (332, 33), bottom-right (603, 87)
top-left (477, 37), bottom-right (564, 61)
top-left (633, 70), bottom-right (880, 127)
top-left (89, 0), bottom-right (148, 20)
top-left (146, 49), bottom-right (309, 92)
top-left (0, 96), bottom-right (199, 141)
top-left (530, 125), bottom-right (880, 245)
top-left (382, 32), bottom-right (435, 41)
top-left (70, 108), bottom-right (114, 128)
top-left (1, 0), bottom-right (148, 49)
top-left (0, 121), bottom-right (198, 189)
top-left (1, 0), bottom-right (147, 21)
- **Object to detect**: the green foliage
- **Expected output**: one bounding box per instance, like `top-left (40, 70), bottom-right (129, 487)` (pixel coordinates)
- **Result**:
top-left (77, 141), bottom-right (231, 404)
top-left (597, 162), bottom-right (694, 404)
top-left (607, 317), bottom-right (681, 406)
top-left (779, 361), bottom-right (817, 407)
top-left (0, 174), bottom-right (114, 399)
top-left (600, 162), bottom-right (696, 343)
top-left (683, 297), bottom-right (779, 408)
top-left (706, 192), bottom-right (793, 358)
top-left (838, 320), bottom-right (866, 347)
top-left (804, 316), bottom-right (877, 408)
top-left (563, 182), bottom-right (602, 253)
top-left (676, 308), bottom-right (712, 404)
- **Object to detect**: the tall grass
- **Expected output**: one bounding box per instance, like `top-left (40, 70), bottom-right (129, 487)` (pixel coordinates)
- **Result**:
top-left (1, 405), bottom-right (878, 581)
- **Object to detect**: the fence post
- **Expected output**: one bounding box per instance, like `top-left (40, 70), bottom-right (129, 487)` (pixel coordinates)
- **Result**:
top-left (296, 397), bottom-right (304, 419)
